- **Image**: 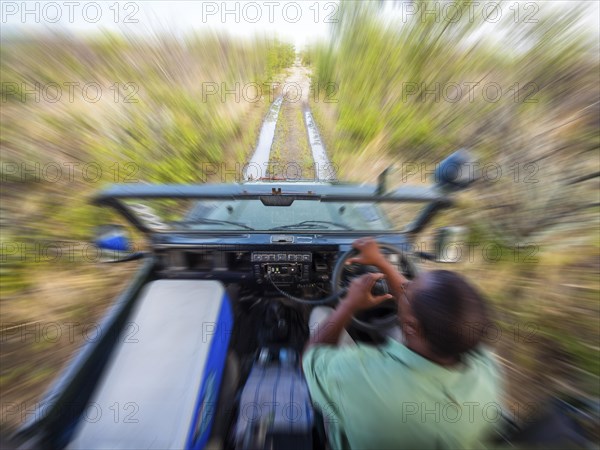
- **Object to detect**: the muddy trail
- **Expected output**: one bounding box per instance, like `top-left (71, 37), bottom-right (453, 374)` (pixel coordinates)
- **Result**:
top-left (245, 63), bottom-right (335, 181)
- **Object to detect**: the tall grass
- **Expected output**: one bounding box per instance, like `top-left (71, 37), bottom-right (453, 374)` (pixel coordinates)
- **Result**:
top-left (310, 1), bottom-right (597, 162)
top-left (0, 33), bottom-right (295, 290)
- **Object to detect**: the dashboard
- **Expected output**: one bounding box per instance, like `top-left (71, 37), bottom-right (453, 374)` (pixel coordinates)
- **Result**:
top-left (154, 246), bottom-right (339, 297)
top-left (153, 240), bottom-right (409, 301)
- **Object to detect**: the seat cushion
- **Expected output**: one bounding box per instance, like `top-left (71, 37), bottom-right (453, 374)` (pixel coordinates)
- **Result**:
top-left (68, 280), bottom-right (232, 450)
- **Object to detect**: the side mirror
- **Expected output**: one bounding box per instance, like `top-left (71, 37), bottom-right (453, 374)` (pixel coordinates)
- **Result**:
top-left (435, 149), bottom-right (476, 192)
top-left (95, 224), bottom-right (130, 251)
top-left (94, 225), bottom-right (143, 263)
top-left (434, 226), bottom-right (466, 263)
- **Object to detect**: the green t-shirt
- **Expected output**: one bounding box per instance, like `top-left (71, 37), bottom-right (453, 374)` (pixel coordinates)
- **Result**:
top-left (302, 339), bottom-right (502, 450)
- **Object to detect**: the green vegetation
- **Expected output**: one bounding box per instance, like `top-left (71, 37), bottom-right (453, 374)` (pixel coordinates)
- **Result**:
top-left (266, 40), bottom-right (295, 80)
top-left (1, 33), bottom-right (296, 291)
top-left (309, 1), bottom-right (598, 165)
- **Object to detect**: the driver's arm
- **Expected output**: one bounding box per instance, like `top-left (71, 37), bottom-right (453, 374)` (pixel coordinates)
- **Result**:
top-left (303, 273), bottom-right (392, 352)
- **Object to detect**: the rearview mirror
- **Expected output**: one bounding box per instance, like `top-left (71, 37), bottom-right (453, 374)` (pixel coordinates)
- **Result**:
top-left (434, 226), bottom-right (466, 263)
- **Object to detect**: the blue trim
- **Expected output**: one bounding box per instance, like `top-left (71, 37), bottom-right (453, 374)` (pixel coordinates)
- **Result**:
top-left (96, 234), bottom-right (130, 251)
top-left (185, 291), bottom-right (233, 450)
top-left (290, 368), bottom-right (295, 433)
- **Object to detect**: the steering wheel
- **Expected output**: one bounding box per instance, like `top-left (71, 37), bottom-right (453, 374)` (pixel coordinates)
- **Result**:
top-left (331, 242), bottom-right (417, 332)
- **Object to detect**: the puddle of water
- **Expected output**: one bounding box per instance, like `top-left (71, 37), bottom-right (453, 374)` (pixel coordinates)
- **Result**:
top-left (244, 96), bottom-right (283, 180)
top-left (304, 110), bottom-right (337, 181)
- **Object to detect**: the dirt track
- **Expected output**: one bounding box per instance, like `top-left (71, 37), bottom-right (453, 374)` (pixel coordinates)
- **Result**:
top-left (268, 64), bottom-right (315, 179)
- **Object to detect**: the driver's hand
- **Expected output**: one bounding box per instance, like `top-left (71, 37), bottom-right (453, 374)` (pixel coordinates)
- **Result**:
top-left (347, 237), bottom-right (387, 267)
top-left (344, 273), bottom-right (393, 311)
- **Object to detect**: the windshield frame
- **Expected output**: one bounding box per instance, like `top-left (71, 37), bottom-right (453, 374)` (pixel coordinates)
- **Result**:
top-left (93, 182), bottom-right (452, 235)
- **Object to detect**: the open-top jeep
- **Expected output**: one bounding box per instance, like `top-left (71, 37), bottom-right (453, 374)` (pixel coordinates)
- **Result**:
top-left (13, 150), bottom-right (592, 450)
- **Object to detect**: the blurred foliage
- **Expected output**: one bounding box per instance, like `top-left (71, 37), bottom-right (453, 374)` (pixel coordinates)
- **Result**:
top-left (308, 0), bottom-right (598, 162)
top-left (306, 0), bottom-right (599, 408)
top-left (1, 32), bottom-right (295, 292)
top-left (266, 40), bottom-right (295, 80)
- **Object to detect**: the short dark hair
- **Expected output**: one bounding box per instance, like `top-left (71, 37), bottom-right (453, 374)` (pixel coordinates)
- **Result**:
top-left (410, 270), bottom-right (490, 359)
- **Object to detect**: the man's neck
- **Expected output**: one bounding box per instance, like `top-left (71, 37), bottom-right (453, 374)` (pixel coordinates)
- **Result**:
top-left (406, 341), bottom-right (460, 367)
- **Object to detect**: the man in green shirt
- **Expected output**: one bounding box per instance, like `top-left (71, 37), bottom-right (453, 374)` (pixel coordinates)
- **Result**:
top-left (302, 238), bottom-right (503, 449)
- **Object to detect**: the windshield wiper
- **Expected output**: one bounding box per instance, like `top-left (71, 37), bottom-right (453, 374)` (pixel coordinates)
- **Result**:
top-left (173, 219), bottom-right (255, 230)
top-left (269, 220), bottom-right (354, 231)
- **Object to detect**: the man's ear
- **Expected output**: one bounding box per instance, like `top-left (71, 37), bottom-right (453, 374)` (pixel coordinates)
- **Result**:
top-left (401, 316), bottom-right (421, 337)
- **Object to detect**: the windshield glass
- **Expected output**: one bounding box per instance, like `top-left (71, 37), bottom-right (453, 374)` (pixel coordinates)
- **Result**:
top-left (119, 198), bottom-right (425, 232)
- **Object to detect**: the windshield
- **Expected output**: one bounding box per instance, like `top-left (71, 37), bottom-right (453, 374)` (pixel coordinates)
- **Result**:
top-left (119, 198), bottom-right (425, 232)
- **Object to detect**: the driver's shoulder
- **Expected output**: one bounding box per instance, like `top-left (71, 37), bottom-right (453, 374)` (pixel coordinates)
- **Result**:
top-left (465, 345), bottom-right (503, 374)
top-left (337, 341), bottom-right (405, 371)
top-left (304, 341), bottom-right (388, 370)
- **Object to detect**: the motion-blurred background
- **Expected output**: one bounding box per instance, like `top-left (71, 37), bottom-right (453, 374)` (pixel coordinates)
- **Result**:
top-left (1, 0), bottom-right (599, 440)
